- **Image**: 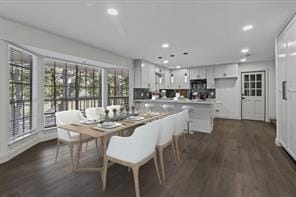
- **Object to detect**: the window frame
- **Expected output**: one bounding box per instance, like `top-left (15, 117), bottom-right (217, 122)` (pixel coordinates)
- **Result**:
top-left (43, 59), bottom-right (102, 128)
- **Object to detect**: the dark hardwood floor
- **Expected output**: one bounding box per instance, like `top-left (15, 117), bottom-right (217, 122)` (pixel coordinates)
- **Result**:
top-left (1, 119), bottom-right (296, 197)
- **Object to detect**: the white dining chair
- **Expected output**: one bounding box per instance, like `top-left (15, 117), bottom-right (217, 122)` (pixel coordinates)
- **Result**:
top-left (55, 110), bottom-right (98, 170)
top-left (102, 119), bottom-right (162, 197)
top-left (181, 105), bottom-right (194, 134)
top-left (174, 110), bottom-right (189, 162)
top-left (85, 107), bottom-right (105, 120)
top-left (107, 105), bottom-right (122, 117)
top-left (162, 104), bottom-right (175, 113)
top-left (156, 114), bottom-right (177, 180)
top-left (144, 103), bottom-right (154, 112)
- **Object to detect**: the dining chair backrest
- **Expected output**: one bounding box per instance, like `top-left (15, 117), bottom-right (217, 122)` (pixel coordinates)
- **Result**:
top-left (55, 110), bottom-right (85, 141)
top-left (85, 107), bottom-right (105, 120)
top-left (175, 110), bottom-right (189, 135)
top-left (181, 105), bottom-right (194, 115)
top-left (107, 105), bottom-right (121, 116)
top-left (126, 119), bottom-right (161, 163)
top-left (157, 114), bottom-right (175, 146)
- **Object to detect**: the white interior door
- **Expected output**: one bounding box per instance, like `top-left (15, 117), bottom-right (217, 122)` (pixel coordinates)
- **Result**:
top-left (241, 72), bottom-right (265, 121)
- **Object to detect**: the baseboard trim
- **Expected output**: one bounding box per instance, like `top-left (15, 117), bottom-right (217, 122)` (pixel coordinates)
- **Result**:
top-left (214, 114), bottom-right (241, 120)
top-left (0, 131), bottom-right (57, 164)
top-left (275, 138), bottom-right (281, 147)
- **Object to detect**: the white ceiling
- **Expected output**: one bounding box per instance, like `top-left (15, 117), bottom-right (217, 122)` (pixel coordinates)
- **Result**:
top-left (0, 0), bottom-right (295, 68)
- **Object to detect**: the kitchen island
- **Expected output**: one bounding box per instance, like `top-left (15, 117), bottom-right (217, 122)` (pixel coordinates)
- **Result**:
top-left (134, 99), bottom-right (217, 133)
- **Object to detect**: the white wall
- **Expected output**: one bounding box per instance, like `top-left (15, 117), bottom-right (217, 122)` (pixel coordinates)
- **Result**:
top-left (0, 17), bottom-right (134, 163)
top-left (214, 60), bottom-right (276, 120)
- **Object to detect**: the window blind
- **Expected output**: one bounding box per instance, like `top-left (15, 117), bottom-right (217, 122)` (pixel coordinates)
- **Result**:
top-left (9, 47), bottom-right (33, 141)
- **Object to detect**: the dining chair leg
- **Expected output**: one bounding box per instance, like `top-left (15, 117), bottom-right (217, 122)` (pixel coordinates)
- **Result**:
top-left (102, 157), bottom-right (109, 191)
top-left (68, 144), bottom-right (74, 170)
top-left (175, 137), bottom-right (181, 162)
top-left (153, 153), bottom-right (162, 184)
top-left (55, 140), bottom-right (60, 163)
top-left (171, 141), bottom-right (178, 164)
top-left (76, 139), bottom-right (82, 170)
top-left (157, 147), bottom-right (165, 180)
top-left (132, 165), bottom-right (140, 197)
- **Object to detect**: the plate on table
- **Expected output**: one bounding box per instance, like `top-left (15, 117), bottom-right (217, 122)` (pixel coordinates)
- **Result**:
top-left (126, 116), bottom-right (145, 121)
top-left (96, 122), bottom-right (122, 129)
top-left (80, 119), bottom-right (97, 125)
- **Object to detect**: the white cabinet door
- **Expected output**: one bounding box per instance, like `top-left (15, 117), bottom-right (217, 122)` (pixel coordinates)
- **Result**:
top-left (134, 62), bottom-right (142, 88)
top-left (286, 21), bottom-right (296, 155)
top-left (171, 69), bottom-right (190, 89)
top-left (206, 66), bottom-right (215, 89)
top-left (147, 63), bottom-right (156, 91)
top-left (214, 64), bottom-right (238, 78)
top-left (277, 34), bottom-right (288, 149)
top-left (164, 69), bottom-right (171, 89)
top-left (190, 67), bottom-right (206, 80)
top-left (141, 63), bottom-right (150, 88)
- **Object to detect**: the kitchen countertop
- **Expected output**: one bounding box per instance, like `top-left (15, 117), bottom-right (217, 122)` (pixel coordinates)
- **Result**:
top-left (134, 99), bottom-right (220, 105)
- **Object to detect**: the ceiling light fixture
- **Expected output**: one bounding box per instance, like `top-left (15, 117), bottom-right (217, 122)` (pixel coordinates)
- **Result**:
top-left (107, 8), bottom-right (118, 16)
top-left (241, 48), bottom-right (249, 53)
top-left (243, 25), bottom-right (253, 31)
top-left (176, 65), bottom-right (181, 69)
top-left (162, 43), bottom-right (169, 48)
top-left (163, 60), bottom-right (168, 64)
top-left (240, 58), bottom-right (247, 62)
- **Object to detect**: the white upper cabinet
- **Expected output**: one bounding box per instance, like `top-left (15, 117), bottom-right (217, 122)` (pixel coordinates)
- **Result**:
top-left (134, 60), bottom-right (156, 90)
top-left (190, 66), bottom-right (206, 80)
top-left (164, 68), bottom-right (171, 89)
top-left (171, 68), bottom-right (190, 89)
top-left (214, 63), bottom-right (238, 78)
top-left (206, 66), bottom-right (215, 89)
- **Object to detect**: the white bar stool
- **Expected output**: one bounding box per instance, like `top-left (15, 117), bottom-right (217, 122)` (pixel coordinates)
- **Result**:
top-left (144, 103), bottom-right (154, 112)
top-left (162, 104), bottom-right (175, 113)
top-left (181, 105), bottom-right (194, 134)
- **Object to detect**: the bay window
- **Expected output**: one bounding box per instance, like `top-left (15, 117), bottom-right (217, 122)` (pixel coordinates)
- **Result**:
top-left (44, 59), bottom-right (102, 128)
top-left (107, 69), bottom-right (129, 106)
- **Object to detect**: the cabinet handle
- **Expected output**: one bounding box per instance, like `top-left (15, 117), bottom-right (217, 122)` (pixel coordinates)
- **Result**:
top-left (223, 73), bottom-right (227, 77)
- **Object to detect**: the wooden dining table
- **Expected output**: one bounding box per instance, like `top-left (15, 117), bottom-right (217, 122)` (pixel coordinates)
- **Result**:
top-left (58, 112), bottom-right (168, 174)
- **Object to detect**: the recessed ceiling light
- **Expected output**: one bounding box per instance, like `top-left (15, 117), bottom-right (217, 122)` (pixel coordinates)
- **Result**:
top-left (107, 8), bottom-right (118, 16)
top-left (163, 60), bottom-right (168, 64)
top-left (183, 52), bottom-right (189, 55)
top-left (243, 25), bottom-right (253, 31)
top-left (241, 48), bottom-right (249, 53)
top-left (162, 43), bottom-right (169, 48)
top-left (141, 63), bottom-right (144, 67)
top-left (240, 58), bottom-right (247, 62)
top-left (176, 65), bottom-right (181, 69)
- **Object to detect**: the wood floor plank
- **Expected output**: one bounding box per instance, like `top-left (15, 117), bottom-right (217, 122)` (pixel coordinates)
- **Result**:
top-left (1, 119), bottom-right (296, 197)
